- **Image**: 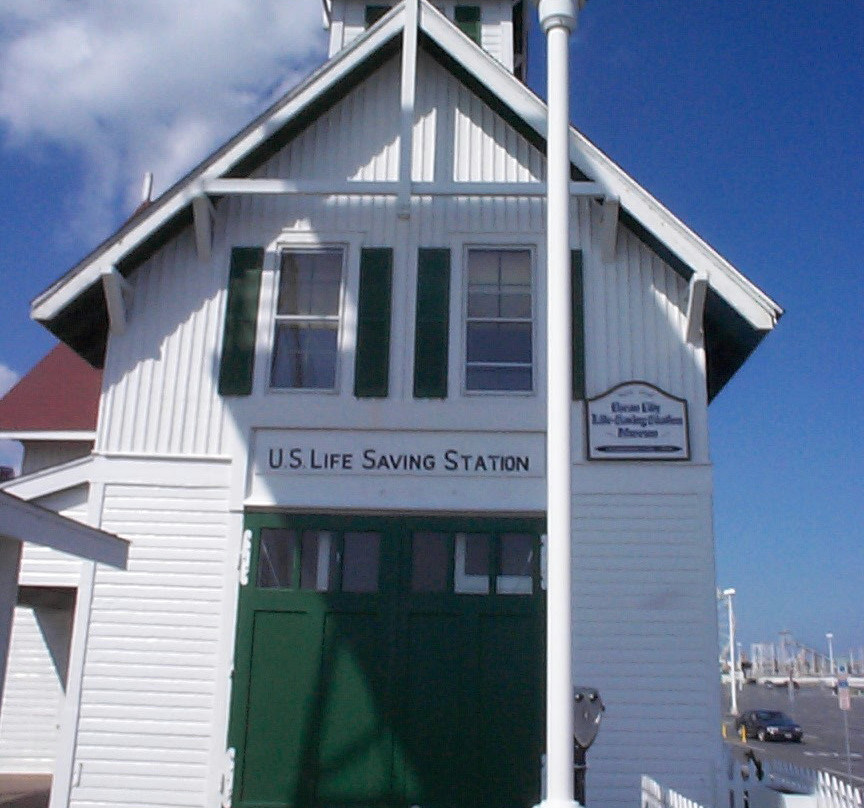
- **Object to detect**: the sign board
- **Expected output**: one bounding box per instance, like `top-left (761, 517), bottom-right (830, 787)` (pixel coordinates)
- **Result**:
top-left (838, 675), bottom-right (851, 711)
top-left (586, 382), bottom-right (689, 461)
top-left (253, 429), bottom-right (545, 478)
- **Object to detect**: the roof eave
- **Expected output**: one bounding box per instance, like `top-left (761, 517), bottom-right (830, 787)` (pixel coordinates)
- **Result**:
top-left (30, 6), bottom-right (406, 327)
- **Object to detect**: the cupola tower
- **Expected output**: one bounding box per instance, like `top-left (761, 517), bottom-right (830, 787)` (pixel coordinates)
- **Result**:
top-left (322, 0), bottom-right (530, 81)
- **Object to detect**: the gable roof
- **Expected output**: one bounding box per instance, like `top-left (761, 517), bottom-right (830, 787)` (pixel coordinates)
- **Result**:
top-left (0, 343), bottom-right (101, 435)
top-left (29, 0), bottom-right (781, 399)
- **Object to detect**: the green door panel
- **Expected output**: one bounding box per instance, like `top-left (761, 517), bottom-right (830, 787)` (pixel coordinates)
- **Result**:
top-left (401, 612), bottom-right (475, 808)
top-left (239, 610), bottom-right (325, 806)
top-left (478, 614), bottom-right (545, 808)
top-left (229, 517), bottom-right (544, 808)
top-left (316, 611), bottom-right (395, 806)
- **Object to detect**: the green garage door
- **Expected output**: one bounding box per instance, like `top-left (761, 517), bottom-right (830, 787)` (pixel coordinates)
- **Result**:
top-left (228, 514), bottom-right (545, 808)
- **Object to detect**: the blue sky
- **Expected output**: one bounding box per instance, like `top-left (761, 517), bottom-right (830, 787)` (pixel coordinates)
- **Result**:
top-left (0, 1), bottom-right (861, 659)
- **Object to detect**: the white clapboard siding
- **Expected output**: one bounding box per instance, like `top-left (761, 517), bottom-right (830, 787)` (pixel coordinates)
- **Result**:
top-left (69, 482), bottom-right (229, 808)
top-left (571, 490), bottom-right (720, 808)
top-left (0, 605), bottom-right (70, 773)
top-left (18, 484), bottom-right (88, 587)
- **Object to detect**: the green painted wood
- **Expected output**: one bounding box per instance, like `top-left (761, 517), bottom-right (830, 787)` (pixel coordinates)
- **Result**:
top-left (413, 248), bottom-right (451, 398)
top-left (229, 515), bottom-right (545, 808)
top-left (365, 5), bottom-right (391, 27)
top-left (354, 248), bottom-right (393, 398)
top-left (316, 612), bottom-right (395, 805)
top-left (455, 5), bottom-right (482, 45)
top-left (571, 250), bottom-right (586, 400)
top-left (218, 247), bottom-right (263, 396)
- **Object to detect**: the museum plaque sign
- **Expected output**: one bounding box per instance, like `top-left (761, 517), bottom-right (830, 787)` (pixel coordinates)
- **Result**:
top-left (586, 382), bottom-right (689, 461)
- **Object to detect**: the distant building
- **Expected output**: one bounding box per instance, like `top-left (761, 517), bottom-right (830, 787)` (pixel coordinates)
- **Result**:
top-left (0, 2), bottom-right (781, 807)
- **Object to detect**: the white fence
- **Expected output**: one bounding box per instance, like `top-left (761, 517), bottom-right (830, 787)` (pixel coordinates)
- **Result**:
top-left (642, 776), bottom-right (707, 808)
top-left (642, 756), bottom-right (862, 808)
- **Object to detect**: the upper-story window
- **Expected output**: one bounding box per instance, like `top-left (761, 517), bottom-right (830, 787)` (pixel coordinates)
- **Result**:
top-left (465, 248), bottom-right (533, 392)
top-left (454, 6), bottom-right (482, 45)
top-left (270, 248), bottom-right (344, 390)
top-left (365, 5), bottom-right (392, 27)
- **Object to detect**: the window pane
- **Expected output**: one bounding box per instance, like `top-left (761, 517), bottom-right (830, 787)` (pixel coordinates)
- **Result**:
top-left (341, 532), bottom-right (381, 593)
top-left (277, 251), bottom-right (341, 316)
top-left (467, 322), bottom-right (531, 363)
top-left (299, 530), bottom-right (335, 592)
top-left (455, 533), bottom-right (490, 594)
top-left (412, 532), bottom-right (449, 592)
top-left (497, 533), bottom-right (534, 594)
top-left (465, 249), bottom-right (533, 392)
top-left (466, 365), bottom-right (532, 391)
top-left (500, 533), bottom-right (533, 576)
top-left (271, 323), bottom-right (338, 389)
top-left (257, 529), bottom-right (296, 588)
top-left (465, 534), bottom-right (489, 574)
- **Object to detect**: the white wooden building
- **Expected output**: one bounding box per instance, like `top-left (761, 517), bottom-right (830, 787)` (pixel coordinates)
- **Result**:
top-left (0, 2), bottom-right (782, 807)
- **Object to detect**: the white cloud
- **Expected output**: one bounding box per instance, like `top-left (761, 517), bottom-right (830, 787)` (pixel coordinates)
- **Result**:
top-left (0, 0), bottom-right (328, 236)
top-left (0, 363), bottom-right (18, 397)
top-left (0, 363), bottom-right (21, 475)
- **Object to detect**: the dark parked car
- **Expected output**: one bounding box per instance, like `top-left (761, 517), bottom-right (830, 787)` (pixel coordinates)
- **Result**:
top-left (735, 709), bottom-right (803, 742)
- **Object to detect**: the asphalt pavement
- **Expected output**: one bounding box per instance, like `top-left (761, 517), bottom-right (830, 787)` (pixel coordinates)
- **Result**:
top-left (722, 683), bottom-right (864, 786)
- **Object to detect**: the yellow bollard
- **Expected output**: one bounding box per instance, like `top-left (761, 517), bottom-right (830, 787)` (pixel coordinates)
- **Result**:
top-left (722, 724), bottom-right (727, 739)
top-left (740, 725), bottom-right (747, 743)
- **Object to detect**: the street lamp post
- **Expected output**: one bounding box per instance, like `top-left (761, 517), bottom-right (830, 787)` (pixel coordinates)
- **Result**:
top-left (826, 632), bottom-right (834, 676)
top-left (722, 588), bottom-right (737, 716)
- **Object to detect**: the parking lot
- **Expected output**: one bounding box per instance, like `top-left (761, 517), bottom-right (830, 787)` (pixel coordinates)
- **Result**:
top-left (723, 683), bottom-right (864, 784)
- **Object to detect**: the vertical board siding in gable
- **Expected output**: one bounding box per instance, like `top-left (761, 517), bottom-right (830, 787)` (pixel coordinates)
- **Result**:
top-left (69, 483), bottom-right (229, 808)
top-left (253, 56), bottom-right (401, 183)
top-left (579, 199), bottom-right (708, 461)
top-left (98, 227), bottom-right (229, 457)
top-left (570, 491), bottom-right (719, 808)
top-left (450, 69), bottom-right (544, 182)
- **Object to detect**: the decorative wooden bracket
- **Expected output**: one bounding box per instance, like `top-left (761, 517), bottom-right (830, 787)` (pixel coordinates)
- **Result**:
top-left (101, 265), bottom-right (133, 336)
top-left (193, 194), bottom-right (216, 262)
top-left (600, 197), bottom-right (619, 262)
top-left (686, 272), bottom-right (709, 344)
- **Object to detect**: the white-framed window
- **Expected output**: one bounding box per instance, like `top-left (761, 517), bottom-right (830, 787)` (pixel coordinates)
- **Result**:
top-left (270, 247), bottom-right (345, 390)
top-left (464, 247), bottom-right (533, 392)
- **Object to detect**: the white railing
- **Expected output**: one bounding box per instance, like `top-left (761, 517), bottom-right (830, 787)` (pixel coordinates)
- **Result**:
top-left (641, 777), bottom-right (711, 808)
top-left (643, 758), bottom-right (862, 808)
top-left (723, 747), bottom-right (863, 808)
top-left (813, 771), bottom-right (863, 808)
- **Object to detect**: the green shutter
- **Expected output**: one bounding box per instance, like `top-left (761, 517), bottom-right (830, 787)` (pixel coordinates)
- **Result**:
top-left (455, 6), bottom-right (482, 45)
top-left (354, 248), bottom-right (393, 398)
top-left (218, 247), bottom-right (263, 397)
top-left (571, 250), bottom-right (585, 400)
top-left (414, 249), bottom-right (451, 399)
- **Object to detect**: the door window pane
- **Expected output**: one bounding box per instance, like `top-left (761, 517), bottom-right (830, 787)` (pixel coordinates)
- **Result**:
top-left (299, 530), bottom-right (336, 592)
top-left (257, 528), bottom-right (296, 588)
top-left (454, 533), bottom-right (490, 594)
top-left (411, 532), bottom-right (449, 592)
top-left (341, 532), bottom-right (381, 593)
top-left (497, 532), bottom-right (534, 594)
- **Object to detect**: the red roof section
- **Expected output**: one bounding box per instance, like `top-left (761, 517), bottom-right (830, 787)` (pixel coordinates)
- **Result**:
top-left (0, 343), bottom-right (102, 432)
